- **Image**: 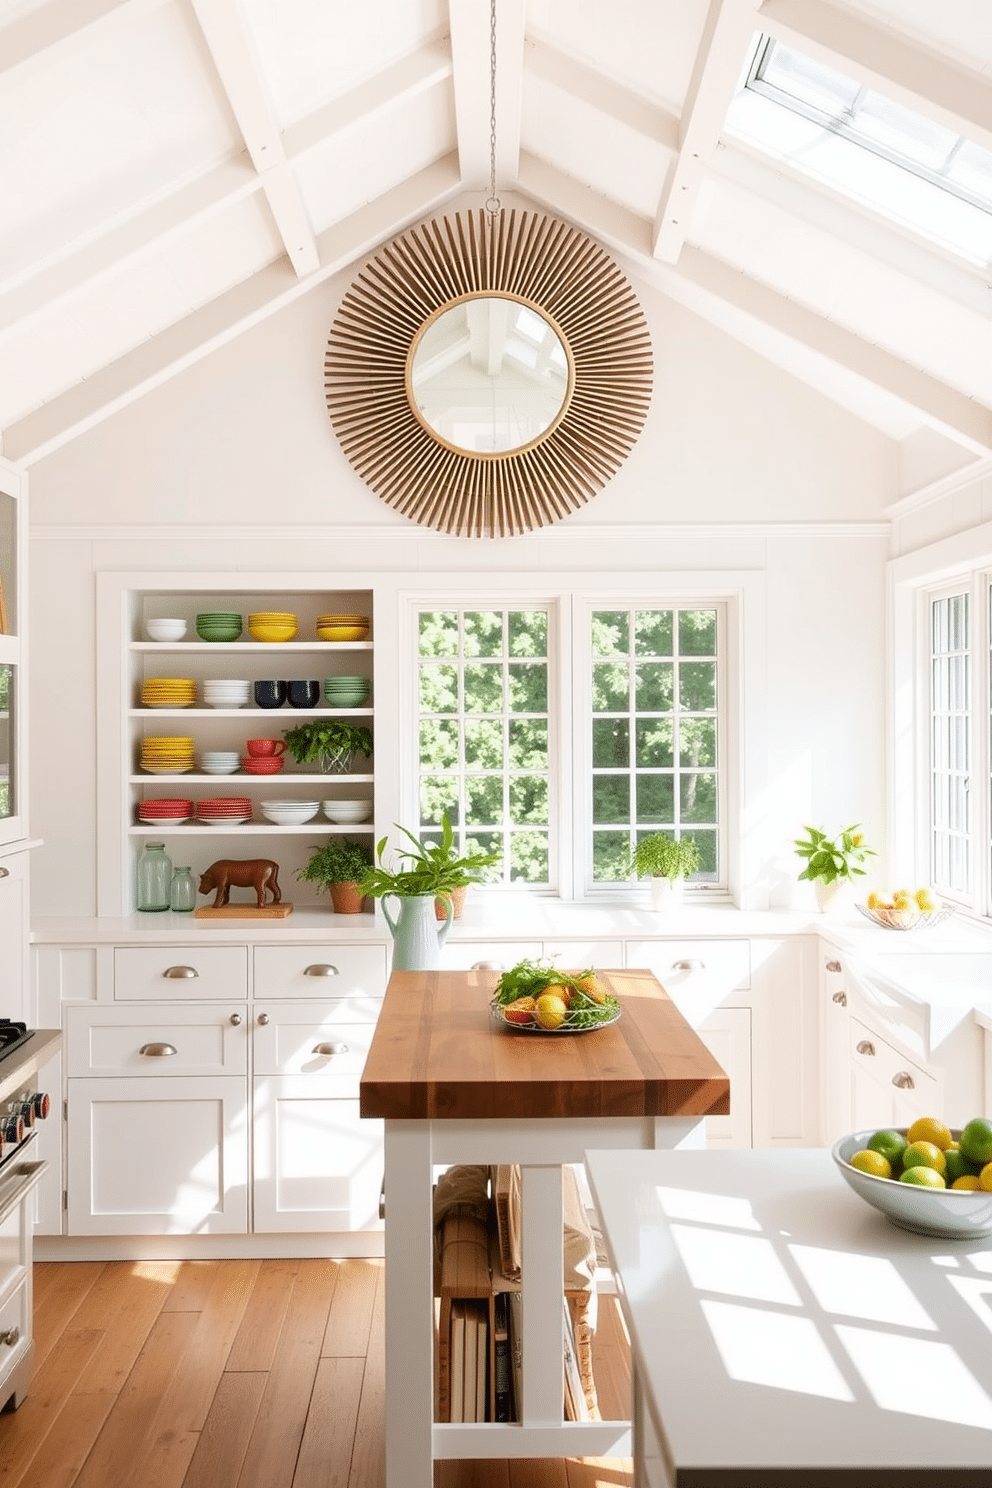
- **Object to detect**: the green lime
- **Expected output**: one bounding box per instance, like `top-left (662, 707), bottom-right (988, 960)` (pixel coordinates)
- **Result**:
top-left (867, 1129), bottom-right (908, 1168)
top-left (899, 1166), bottom-right (946, 1188)
top-left (901, 1141), bottom-right (946, 1175)
top-left (959, 1118), bottom-right (992, 1167)
top-left (943, 1148), bottom-right (980, 1185)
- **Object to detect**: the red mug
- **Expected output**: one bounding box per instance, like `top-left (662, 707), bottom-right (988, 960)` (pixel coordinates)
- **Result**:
top-left (246, 738), bottom-right (286, 758)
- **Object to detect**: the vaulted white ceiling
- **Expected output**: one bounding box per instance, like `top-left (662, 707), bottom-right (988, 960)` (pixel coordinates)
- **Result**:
top-left (2, 0), bottom-right (990, 505)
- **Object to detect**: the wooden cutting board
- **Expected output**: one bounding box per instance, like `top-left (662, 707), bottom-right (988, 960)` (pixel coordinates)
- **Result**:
top-left (194, 904), bottom-right (293, 919)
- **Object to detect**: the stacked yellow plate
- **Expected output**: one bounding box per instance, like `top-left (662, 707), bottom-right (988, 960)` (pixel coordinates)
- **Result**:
top-left (248, 611), bottom-right (298, 642)
top-left (317, 613), bottom-right (370, 641)
top-left (140, 736), bottom-right (195, 774)
top-left (141, 677), bottom-right (197, 708)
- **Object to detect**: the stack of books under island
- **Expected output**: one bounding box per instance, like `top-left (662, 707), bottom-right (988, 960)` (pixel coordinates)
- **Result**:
top-left (434, 1163), bottom-right (599, 1424)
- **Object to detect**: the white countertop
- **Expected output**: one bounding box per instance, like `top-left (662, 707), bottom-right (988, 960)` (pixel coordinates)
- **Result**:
top-left (586, 1146), bottom-right (992, 1482)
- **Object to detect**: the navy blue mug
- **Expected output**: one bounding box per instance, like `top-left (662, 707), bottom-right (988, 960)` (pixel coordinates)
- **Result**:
top-left (254, 679), bottom-right (287, 709)
top-left (287, 679), bottom-right (320, 709)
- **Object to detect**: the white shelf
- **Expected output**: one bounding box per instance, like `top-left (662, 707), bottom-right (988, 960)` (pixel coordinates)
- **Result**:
top-left (129, 708), bottom-right (373, 719)
top-left (129, 822), bottom-right (374, 836)
top-left (130, 640), bottom-right (373, 653)
top-left (129, 773), bottom-right (375, 785)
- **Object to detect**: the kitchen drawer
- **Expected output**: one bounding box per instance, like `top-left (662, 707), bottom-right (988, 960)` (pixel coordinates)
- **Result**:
top-left (441, 941), bottom-right (542, 971)
top-left (626, 939), bottom-right (751, 1019)
top-left (252, 944), bottom-right (387, 999)
top-left (543, 941), bottom-right (624, 967)
top-left (66, 1003), bottom-right (248, 1077)
top-left (254, 1002), bottom-right (379, 1084)
top-left (114, 945), bottom-right (248, 1001)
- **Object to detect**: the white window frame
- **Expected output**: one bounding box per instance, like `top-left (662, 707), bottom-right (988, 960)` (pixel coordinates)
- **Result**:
top-left (891, 531), bottom-right (992, 924)
top-left (400, 572), bottom-right (762, 907)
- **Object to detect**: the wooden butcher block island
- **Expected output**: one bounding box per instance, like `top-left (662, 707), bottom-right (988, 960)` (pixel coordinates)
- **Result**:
top-left (360, 966), bottom-right (730, 1488)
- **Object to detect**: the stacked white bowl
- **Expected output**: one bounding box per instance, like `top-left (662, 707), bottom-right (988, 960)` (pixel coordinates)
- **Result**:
top-left (200, 750), bottom-right (241, 775)
top-left (202, 679), bottom-right (252, 708)
top-left (322, 798), bottom-right (373, 823)
top-left (145, 618), bottom-right (187, 642)
top-left (260, 800), bottom-right (320, 824)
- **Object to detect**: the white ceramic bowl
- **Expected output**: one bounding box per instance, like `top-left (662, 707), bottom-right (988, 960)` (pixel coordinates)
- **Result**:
top-left (145, 618), bottom-right (187, 642)
top-left (832, 1129), bottom-right (992, 1239)
top-left (259, 802), bottom-right (320, 824)
top-left (321, 799), bottom-right (372, 823)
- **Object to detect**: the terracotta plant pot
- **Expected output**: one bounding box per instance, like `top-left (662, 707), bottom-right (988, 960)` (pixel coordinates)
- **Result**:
top-left (329, 880), bottom-right (365, 914)
top-left (435, 885), bottom-right (468, 921)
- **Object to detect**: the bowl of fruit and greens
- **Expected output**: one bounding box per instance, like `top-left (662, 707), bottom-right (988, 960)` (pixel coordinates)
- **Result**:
top-left (832, 1115), bottom-right (992, 1238)
top-left (856, 885), bottom-right (954, 930)
top-left (489, 959), bottom-right (620, 1034)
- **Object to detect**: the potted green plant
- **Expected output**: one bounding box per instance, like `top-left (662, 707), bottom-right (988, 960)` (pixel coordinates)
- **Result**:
top-left (357, 812), bottom-right (500, 969)
top-left (295, 837), bottom-right (374, 914)
top-left (794, 823), bottom-right (875, 912)
top-left (628, 832), bottom-right (700, 911)
top-left (282, 719), bottom-right (373, 774)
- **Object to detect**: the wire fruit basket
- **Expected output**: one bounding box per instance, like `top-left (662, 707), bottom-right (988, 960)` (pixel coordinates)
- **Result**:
top-left (855, 904), bottom-right (955, 931)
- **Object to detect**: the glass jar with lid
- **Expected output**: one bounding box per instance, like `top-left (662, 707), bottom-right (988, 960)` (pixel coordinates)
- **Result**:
top-left (137, 842), bottom-right (173, 912)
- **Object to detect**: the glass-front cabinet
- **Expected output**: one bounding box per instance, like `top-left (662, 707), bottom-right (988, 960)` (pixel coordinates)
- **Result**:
top-left (0, 460), bottom-right (26, 847)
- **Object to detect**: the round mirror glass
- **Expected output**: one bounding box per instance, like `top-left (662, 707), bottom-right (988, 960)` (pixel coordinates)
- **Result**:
top-left (407, 294), bottom-right (572, 455)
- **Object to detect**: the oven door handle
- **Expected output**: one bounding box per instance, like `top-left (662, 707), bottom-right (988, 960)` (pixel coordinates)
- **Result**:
top-left (0, 1156), bottom-right (47, 1225)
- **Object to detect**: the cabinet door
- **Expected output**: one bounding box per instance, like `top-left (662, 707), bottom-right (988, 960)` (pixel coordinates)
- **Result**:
top-left (697, 1008), bottom-right (752, 1148)
top-left (253, 1076), bottom-right (383, 1233)
top-left (821, 953), bottom-right (851, 1143)
top-left (67, 1076), bottom-right (248, 1235)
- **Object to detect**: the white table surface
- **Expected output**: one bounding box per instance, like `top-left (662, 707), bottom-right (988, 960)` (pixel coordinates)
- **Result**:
top-left (585, 1147), bottom-right (992, 1486)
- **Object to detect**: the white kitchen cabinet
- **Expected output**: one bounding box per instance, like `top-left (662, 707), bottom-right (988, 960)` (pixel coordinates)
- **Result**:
top-left (0, 848), bottom-right (29, 1022)
top-left (96, 574), bottom-right (376, 916)
top-left (848, 1016), bottom-right (940, 1132)
top-left (625, 939), bottom-right (752, 1147)
top-left (66, 1073), bottom-right (249, 1236)
top-left (820, 950), bottom-right (852, 1143)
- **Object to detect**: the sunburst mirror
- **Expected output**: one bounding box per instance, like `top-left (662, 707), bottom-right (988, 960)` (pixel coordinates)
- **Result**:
top-left (324, 209), bottom-right (653, 538)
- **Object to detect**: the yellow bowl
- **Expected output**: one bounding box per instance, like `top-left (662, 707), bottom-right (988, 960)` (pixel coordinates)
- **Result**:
top-left (317, 625), bottom-right (369, 642)
top-left (249, 623), bottom-right (298, 643)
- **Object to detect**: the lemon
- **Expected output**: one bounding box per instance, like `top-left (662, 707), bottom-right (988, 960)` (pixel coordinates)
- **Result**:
top-left (979, 1164), bottom-right (992, 1193)
top-left (849, 1150), bottom-right (891, 1179)
top-left (900, 1167), bottom-right (946, 1188)
top-left (952, 1175), bottom-right (981, 1190)
top-left (901, 1141), bottom-right (946, 1176)
top-left (534, 993), bottom-right (568, 1030)
top-left (960, 1118), bottom-right (992, 1167)
top-left (915, 886), bottom-right (938, 913)
top-left (907, 1116), bottom-right (954, 1151)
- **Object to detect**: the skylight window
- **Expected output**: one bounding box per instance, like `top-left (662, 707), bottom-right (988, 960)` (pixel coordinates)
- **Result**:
top-left (724, 36), bottom-right (992, 267)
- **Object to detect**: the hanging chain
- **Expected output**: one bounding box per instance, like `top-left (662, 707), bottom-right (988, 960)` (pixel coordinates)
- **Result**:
top-left (486, 0), bottom-right (501, 218)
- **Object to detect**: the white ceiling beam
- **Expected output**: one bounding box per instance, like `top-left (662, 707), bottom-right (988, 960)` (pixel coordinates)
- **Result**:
top-left (4, 155), bottom-right (463, 466)
top-left (758, 0), bottom-right (992, 153)
top-left (0, 0), bottom-right (169, 80)
top-left (519, 155), bottom-right (989, 451)
top-left (189, 0), bottom-right (319, 277)
top-left (284, 42), bottom-right (452, 159)
top-left (653, 0), bottom-right (761, 264)
top-left (448, 0), bottom-right (523, 192)
top-left (677, 244), bottom-right (992, 453)
top-left (525, 39), bottom-right (679, 154)
top-left (0, 157), bottom-right (259, 322)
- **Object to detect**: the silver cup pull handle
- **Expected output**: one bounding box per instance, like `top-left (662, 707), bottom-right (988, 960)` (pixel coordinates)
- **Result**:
top-left (304, 964), bottom-right (339, 977)
top-left (671, 959), bottom-right (704, 972)
top-left (313, 1041), bottom-right (349, 1056)
top-left (892, 1071), bottom-right (915, 1090)
top-left (139, 1042), bottom-right (177, 1057)
top-left (163, 966), bottom-right (198, 979)
top-left (0, 1326), bottom-right (20, 1347)
top-left (832, 991), bottom-right (847, 1006)
top-left (856, 1040), bottom-right (876, 1057)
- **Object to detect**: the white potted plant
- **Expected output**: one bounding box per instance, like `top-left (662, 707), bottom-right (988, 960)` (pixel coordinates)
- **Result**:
top-left (628, 832), bottom-right (700, 911)
top-left (794, 823), bottom-right (875, 912)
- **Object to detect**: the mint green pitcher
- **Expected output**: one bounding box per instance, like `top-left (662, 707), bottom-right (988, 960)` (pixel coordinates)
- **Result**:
top-left (381, 892), bottom-right (453, 971)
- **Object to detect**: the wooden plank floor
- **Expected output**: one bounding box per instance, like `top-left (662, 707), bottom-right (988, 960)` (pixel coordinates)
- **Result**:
top-left (1, 1261), bottom-right (633, 1488)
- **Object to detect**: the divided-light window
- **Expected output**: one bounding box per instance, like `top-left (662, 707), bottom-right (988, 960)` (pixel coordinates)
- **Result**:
top-left (925, 575), bottom-right (992, 918)
top-left (414, 600), bottom-right (728, 899)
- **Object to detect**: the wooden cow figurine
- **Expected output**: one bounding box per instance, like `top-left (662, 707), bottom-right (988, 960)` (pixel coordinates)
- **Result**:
top-left (198, 858), bottom-right (282, 908)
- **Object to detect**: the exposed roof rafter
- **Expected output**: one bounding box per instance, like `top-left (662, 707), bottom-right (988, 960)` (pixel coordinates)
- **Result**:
top-left (189, 0), bottom-right (320, 277)
top-left (653, 0), bottom-right (761, 263)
